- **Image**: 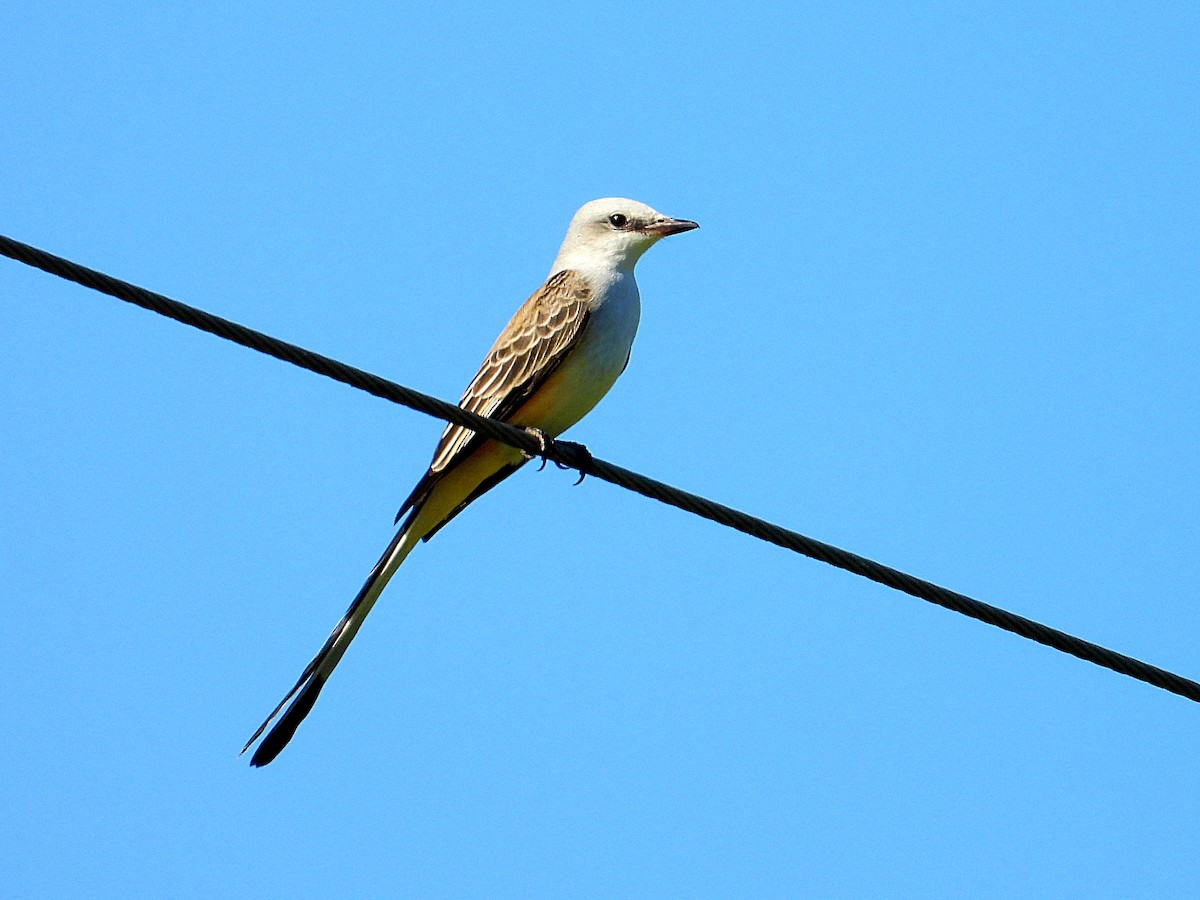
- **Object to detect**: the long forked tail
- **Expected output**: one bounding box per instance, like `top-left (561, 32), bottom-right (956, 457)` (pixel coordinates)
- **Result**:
top-left (242, 525), bottom-right (420, 766)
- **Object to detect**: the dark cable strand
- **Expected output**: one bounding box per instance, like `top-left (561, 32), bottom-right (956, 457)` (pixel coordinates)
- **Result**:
top-left (3, 233), bottom-right (1198, 705)
top-left (0, 235), bottom-right (547, 457)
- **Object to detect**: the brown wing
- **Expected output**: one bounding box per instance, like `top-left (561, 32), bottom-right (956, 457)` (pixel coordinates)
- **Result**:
top-left (394, 269), bottom-right (593, 533)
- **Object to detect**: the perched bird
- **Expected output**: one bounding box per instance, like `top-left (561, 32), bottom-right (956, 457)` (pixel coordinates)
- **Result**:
top-left (242, 198), bottom-right (697, 765)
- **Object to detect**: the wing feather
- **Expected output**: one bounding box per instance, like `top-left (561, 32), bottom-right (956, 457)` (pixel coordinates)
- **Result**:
top-left (394, 269), bottom-right (593, 529)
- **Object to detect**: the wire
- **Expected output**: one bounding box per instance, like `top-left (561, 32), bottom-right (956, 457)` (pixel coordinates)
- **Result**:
top-left (4, 232), bottom-right (1198, 705)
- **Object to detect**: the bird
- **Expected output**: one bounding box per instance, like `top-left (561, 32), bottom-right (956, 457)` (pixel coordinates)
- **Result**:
top-left (242, 198), bottom-right (698, 766)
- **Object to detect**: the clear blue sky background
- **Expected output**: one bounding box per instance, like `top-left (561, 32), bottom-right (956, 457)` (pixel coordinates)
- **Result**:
top-left (3, 3), bottom-right (1197, 897)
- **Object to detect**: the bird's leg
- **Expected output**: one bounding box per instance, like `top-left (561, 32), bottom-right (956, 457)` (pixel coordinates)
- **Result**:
top-left (521, 427), bottom-right (551, 470)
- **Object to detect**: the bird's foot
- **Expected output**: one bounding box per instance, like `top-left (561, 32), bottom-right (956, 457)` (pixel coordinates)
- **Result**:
top-left (521, 427), bottom-right (551, 470)
top-left (521, 428), bottom-right (592, 485)
top-left (551, 440), bottom-right (593, 486)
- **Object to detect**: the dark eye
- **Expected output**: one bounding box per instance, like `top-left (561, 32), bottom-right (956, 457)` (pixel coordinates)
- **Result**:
top-left (608, 213), bottom-right (628, 228)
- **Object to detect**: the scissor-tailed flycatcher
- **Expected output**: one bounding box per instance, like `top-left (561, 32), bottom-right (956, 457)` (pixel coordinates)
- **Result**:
top-left (243, 198), bottom-right (697, 765)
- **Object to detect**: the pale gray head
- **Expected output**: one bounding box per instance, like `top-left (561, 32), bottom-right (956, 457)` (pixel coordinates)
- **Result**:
top-left (552, 198), bottom-right (698, 274)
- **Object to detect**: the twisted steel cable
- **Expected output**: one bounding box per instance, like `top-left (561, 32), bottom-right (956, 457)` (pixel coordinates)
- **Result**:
top-left (4, 233), bottom-right (1197, 705)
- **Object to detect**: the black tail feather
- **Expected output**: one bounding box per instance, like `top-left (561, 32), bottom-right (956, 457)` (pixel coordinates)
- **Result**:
top-left (249, 674), bottom-right (327, 767)
top-left (242, 527), bottom-right (408, 766)
top-left (239, 613), bottom-right (351, 759)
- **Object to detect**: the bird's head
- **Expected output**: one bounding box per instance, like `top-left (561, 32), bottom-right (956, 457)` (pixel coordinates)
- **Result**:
top-left (553, 198), bottom-right (698, 273)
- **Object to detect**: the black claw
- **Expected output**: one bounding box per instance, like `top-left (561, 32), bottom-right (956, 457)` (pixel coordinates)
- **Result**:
top-left (552, 440), bottom-right (593, 485)
top-left (522, 429), bottom-right (591, 485)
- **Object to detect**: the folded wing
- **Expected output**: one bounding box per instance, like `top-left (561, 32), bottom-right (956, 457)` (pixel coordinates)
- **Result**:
top-left (395, 269), bottom-right (593, 533)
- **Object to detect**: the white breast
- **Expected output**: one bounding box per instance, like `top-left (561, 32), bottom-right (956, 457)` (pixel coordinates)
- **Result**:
top-left (509, 271), bottom-right (641, 438)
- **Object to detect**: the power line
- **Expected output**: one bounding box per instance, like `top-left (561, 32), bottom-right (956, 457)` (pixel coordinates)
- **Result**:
top-left (4, 232), bottom-right (1198, 706)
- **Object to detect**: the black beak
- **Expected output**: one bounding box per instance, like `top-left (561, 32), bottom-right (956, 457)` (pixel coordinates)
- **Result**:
top-left (643, 217), bottom-right (699, 237)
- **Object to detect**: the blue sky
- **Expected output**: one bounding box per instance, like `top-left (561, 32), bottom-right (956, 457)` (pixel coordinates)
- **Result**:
top-left (2, 2), bottom-right (1198, 896)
